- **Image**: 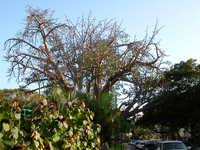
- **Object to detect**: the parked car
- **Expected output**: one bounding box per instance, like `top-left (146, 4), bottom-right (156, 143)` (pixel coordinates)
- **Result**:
top-left (144, 142), bottom-right (158, 150)
top-left (135, 140), bottom-right (145, 149)
top-left (157, 141), bottom-right (187, 150)
top-left (129, 140), bottom-right (145, 149)
top-left (129, 139), bottom-right (138, 145)
top-left (190, 146), bottom-right (200, 150)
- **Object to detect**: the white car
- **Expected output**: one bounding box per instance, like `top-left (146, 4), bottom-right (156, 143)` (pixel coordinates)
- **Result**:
top-left (135, 140), bottom-right (145, 149)
top-left (129, 140), bottom-right (137, 145)
top-left (157, 141), bottom-right (187, 150)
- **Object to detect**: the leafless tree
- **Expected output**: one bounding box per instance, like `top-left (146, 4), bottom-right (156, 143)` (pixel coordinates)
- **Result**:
top-left (4, 8), bottom-right (165, 100)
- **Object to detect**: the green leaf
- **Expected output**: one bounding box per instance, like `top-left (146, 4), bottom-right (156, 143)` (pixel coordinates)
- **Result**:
top-left (83, 120), bottom-right (87, 125)
top-left (15, 113), bottom-right (21, 120)
top-left (11, 127), bottom-right (19, 139)
top-left (68, 129), bottom-right (73, 137)
top-left (0, 113), bottom-right (4, 121)
top-left (53, 134), bottom-right (60, 142)
top-left (3, 123), bottom-right (10, 132)
top-left (0, 133), bottom-right (3, 139)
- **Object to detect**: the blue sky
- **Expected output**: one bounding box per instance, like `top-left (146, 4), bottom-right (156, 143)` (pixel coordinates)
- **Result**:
top-left (0, 0), bottom-right (200, 89)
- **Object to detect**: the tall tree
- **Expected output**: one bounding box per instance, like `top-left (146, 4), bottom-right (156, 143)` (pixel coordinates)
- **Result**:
top-left (162, 59), bottom-right (200, 93)
top-left (140, 59), bottom-right (200, 145)
top-left (4, 8), bottom-right (164, 99)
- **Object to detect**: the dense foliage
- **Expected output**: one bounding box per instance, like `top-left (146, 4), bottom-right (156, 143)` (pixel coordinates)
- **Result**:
top-left (0, 89), bottom-right (44, 101)
top-left (0, 95), bottom-right (101, 149)
top-left (76, 92), bottom-right (130, 143)
top-left (139, 59), bottom-right (200, 145)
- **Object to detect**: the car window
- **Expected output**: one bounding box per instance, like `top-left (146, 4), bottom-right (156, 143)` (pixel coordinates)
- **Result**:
top-left (163, 143), bottom-right (186, 150)
top-left (163, 143), bottom-right (174, 150)
top-left (141, 142), bottom-right (145, 145)
top-left (174, 143), bottom-right (186, 149)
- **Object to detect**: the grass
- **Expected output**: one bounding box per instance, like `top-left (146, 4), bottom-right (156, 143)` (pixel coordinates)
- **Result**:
top-left (109, 143), bottom-right (124, 150)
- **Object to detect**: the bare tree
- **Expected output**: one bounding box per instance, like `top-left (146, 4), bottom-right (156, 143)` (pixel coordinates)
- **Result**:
top-left (4, 8), bottom-right (165, 100)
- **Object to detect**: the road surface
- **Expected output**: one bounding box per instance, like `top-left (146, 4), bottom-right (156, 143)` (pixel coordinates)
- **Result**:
top-left (124, 144), bottom-right (136, 150)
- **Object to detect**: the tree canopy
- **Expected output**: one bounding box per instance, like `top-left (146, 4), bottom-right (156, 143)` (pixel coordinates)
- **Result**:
top-left (140, 59), bottom-right (200, 145)
top-left (4, 8), bottom-right (164, 100)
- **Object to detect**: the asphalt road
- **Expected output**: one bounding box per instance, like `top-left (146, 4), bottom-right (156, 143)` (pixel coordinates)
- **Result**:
top-left (124, 144), bottom-right (136, 150)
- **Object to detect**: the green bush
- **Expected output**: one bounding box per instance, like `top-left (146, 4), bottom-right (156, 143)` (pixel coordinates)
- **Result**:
top-left (0, 98), bottom-right (101, 149)
top-left (76, 92), bottom-right (130, 143)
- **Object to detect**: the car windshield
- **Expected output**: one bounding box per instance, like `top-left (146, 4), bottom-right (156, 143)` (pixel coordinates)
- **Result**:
top-left (146, 144), bottom-right (156, 147)
top-left (163, 143), bottom-right (186, 150)
top-left (136, 141), bottom-right (144, 144)
top-left (138, 142), bottom-right (145, 145)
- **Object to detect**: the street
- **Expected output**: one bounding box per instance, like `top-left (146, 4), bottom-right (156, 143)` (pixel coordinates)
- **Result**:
top-left (124, 144), bottom-right (136, 150)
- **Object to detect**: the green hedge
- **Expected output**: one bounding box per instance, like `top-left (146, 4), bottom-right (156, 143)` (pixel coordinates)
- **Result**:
top-left (0, 98), bottom-right (101, 149)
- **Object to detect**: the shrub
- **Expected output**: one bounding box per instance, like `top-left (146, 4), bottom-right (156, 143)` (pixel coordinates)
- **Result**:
top-left (76, 92), bottom-right (130, 143)
top-left (0, 98), bottom-right (101, 149)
